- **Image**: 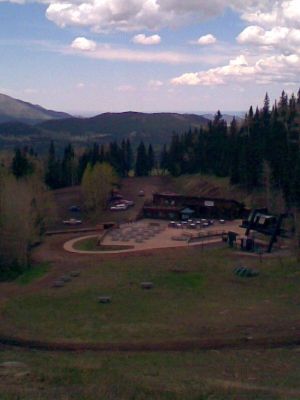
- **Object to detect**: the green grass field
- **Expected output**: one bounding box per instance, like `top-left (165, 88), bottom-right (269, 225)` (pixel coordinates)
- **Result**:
top-left (1, 245), bottom-right (300, 399)
top-left (73, 236), bottom-right (134, 252)
top-left (1, 247), bottom-right (300, 344)
top-left (16, 262), bottom-right (50, 285)
top-left (1, 347), bottom-right (300, 399)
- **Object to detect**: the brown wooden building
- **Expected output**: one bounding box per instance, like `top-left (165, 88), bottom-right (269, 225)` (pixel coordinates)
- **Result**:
top-left (143, 192), bottom-right (245, 220)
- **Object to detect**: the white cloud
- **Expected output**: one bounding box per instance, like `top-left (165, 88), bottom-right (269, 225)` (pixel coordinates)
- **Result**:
top-left (71, 37), bottom-right (96, 51)
top-left (0, 0), bottom-right (282, 33)
top-left (116, 84), bottom-right (136, 92)
top-left (238, 26), bottom-right (288, 45)
top-left (67, 39), bottom-right (228, 64)
top-left (42, 0), bottom-right (276, 33)
top-left (148, 79), bottom-right (164, 88)
top-left (237, 25), bottom-right (300, 53)
top-left (197, 34), bottom-right (217, 45)
top-left (242, 0), bottom-right (300, 28)
top-left (132, 33), bottom-right (161, 45)
top-left (76, 82), bottom-right (85, 89)
top-left (171, 53), bottom-right (300, 86)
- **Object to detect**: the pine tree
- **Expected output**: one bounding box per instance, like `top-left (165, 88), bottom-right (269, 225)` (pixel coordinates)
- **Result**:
top-left (229, 117), bottom-right (240, 184)
top-left (167, 133), bottom-right (182, 176)
top-left (147, 144), bottom-right (154, 174)
top-left (61, 144), bottom-right (76, 187)
top-left (125, 139), bottom-right (133, 175)
top-left (45, 141), bottom-right (60, 189)
top-left (135, 141), bottom-right (148, 176)
top-left (11, 148), bottom-right (33, 178)
top-left (159, 145), bottom-right (168, 175)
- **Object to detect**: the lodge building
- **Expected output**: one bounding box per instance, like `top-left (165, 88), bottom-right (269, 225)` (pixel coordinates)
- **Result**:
top-left (143, 192), bottom-right (245, 220)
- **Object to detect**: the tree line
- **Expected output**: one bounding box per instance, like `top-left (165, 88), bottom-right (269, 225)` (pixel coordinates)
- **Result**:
top-left (161, 90), bottom-right (300, 208)
top-left (8, 89), bottom-right (300, 210)
top-left (10, 139), bottom-right (156, 189)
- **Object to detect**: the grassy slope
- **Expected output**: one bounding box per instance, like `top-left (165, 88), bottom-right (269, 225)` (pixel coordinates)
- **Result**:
top-left (1, 247), bottom-right (299, 343)
top-left (1, 347), bottom-right (300, 399)
top-left (15, 263), bottom-right (50, 285)
top-left (171, 173), bottom-right (287, 212)
top-left (171, 173), bottom-right (248, 204)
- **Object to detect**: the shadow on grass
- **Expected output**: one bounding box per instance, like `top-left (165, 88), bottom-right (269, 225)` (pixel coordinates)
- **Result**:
top-left (16, 262), bottom-right (51, 285)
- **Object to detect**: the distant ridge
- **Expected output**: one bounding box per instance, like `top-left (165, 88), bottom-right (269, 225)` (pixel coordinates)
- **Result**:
top-left (0, 93), bottom-right (71, 124)
top-left (38, 111), bottom-right (209, 144)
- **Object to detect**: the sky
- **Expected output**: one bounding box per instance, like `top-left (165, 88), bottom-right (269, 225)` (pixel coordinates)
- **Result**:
top-left (0, 0), bottom-right (300, 115)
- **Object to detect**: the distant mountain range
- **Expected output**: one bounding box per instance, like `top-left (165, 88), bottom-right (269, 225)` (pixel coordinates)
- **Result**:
top-left (37, 111), bottom-right (209, 144)
top-left (0, 93), bottom-right (71, 124)
top-left (0, 93), bottom-right (243, 152)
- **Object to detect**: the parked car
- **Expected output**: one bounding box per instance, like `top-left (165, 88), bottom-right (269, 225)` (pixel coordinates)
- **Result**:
top-left (110, 203), bottom-right (128, 211)
top-left (63, 218), bottom-right (82, 225)
top-left (119, 199), bottom-right (135, 207)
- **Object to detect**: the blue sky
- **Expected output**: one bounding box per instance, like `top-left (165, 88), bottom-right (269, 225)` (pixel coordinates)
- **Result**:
top-left (0, 0), bottom-right (299, 115)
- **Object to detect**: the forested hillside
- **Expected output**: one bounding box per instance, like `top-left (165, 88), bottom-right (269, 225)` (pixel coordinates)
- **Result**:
top-left (0, 111), bottom-right (210, 152)
top-left (38, 112), bottom-right (209, 145)
top-left (162, 90), bottom-right (300, 207)
top-left (5, 89), bottom-right (300, 210)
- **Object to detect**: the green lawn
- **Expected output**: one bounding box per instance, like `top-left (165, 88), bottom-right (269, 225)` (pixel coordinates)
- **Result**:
top-left (73, 236), bottom-right (134, 252)
top-left (1, 347), bottom-right (300, 399)
top-left (16, 262), bottom-right (50, 285)
top-left (1, 247), bottom-right (300, 344)
top-left (1, 246), bottom-right (300, 399)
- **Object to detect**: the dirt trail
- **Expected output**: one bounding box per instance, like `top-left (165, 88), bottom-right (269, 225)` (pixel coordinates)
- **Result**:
top-left (0, 331), bottom-right (300, 353)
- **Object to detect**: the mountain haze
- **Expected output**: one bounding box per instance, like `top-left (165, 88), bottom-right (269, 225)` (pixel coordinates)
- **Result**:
top-left (0, 93), bottom-right (71, 124)
top-left (0, 94), bottom-right (212, 151)
top-left (38, 111), bottom-right (209, 144)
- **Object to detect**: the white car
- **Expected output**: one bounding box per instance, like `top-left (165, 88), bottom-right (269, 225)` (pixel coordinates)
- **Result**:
top-left (63, 218), bottom-right (82, 225)
top-left (110, 203), bottom-right (128, 211)
top-left (119, 199), bottom-right (134, 207)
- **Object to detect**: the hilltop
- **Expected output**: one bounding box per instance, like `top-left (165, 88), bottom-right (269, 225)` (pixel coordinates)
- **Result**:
top-left (0, 110), bottom-right (210, 151)
top-left (37, 111), bottom-right (209, 145)
top-left (0, 93), bottom-right (71, 124)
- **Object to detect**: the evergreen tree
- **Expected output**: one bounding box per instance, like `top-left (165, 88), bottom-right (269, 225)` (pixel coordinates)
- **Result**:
top-left (108, 141), bottom-right (123, 175)
top-left (229, 117), bottom-right (240, 184)
top-left (61, 144), bottom-right (76, 187)
top-left (160, 144), bottom-right (168, 174)
top-left (45, 141), bottom-right (60, 189)
top-left (262, 92), bottom-right (270, 124)
top-left (147, 144), bottom-right (154, 174)
top-left (125, 139), bottom-right (133, 175)
top-left (91, 143), bottom-right (100, 166)
top-left (167, 133), bottom-right (182, 176)
top-left (78, 150), bottom-right (90, 183)
top-left (11, 148), bottom-right (33, 178)
top-left (135, 141), bottom-right (148, 176)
